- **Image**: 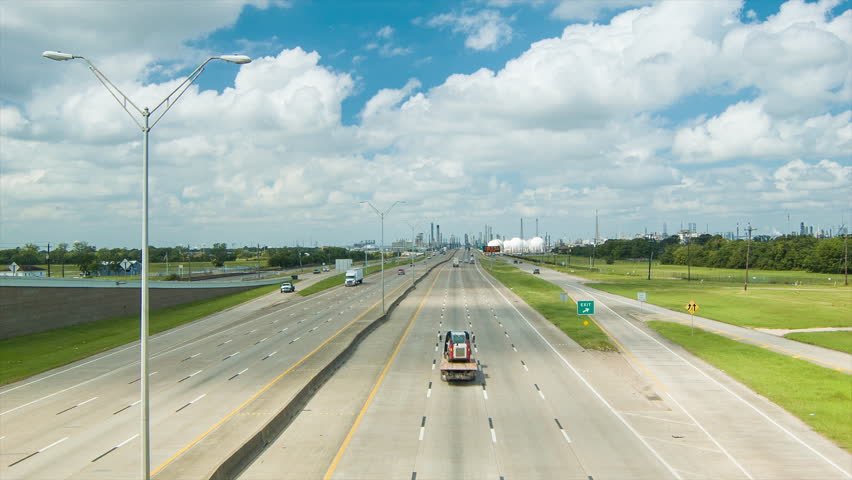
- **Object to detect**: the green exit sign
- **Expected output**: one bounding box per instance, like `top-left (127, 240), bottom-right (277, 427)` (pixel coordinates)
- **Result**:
top-left (577, 301), bottom-right (595, 315)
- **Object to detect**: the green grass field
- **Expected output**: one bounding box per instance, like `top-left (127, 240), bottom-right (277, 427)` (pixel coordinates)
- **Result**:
top-left (522, 255), bottom-right (846, 286)
top-left (588, 280), bottom-right (850, 329)
top-left (0, 284), bottom-right (278, 386)
top-left (648, 321), bottom-right (852, 452)
top-left (483, 262), bottom-right (616, 351)
top-left (784, 331), bottom-right (852, 355)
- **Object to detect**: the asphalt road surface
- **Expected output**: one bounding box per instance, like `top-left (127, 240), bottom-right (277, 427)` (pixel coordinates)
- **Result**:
top-left (240, 253), bottom-right (851, 480)
top-left (0, 256), bottom-right (439, 480)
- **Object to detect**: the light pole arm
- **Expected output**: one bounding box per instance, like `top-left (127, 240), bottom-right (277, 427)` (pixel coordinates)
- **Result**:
top-left (77, 56), bottom-right (146, 129)
top-left (148, 57), bottom-right (218, 129)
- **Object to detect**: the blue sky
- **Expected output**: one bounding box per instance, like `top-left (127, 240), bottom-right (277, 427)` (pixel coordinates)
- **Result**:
top-left (0, 0), bottom-right (849, 247)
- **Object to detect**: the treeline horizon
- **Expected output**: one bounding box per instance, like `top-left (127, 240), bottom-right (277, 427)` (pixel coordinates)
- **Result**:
top-left (0, 242), bottom-right (383, 273)
top-left (554, 234), bottom-right (847, 274)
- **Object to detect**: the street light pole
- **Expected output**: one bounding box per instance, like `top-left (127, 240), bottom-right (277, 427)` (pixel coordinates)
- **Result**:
top-left (361, 201), bottom-right (404, 313)
top-left (43, 50), bottom-right (250, 480)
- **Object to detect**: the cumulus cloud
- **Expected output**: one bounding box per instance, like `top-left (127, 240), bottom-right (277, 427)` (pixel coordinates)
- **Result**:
top-left (1, 0), bottom-right (849, 245)
top-left (427, 9), bottom-right (514, 50)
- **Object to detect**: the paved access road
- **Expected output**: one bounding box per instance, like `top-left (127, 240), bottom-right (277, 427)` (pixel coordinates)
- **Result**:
top-left (241, 253), bottom-right (851, 480)
top-left (0, 256), bottom-right (440, 480)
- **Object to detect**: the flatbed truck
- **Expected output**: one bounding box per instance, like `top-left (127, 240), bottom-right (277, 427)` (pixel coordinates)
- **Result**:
top-left (439, 330), bottom-right (477, 381)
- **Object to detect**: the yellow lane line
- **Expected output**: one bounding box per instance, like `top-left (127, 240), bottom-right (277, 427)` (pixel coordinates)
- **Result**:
top-left (324, 265), bottom-right (444, 479)
top-left (151, 278), bottom-right (411, 476)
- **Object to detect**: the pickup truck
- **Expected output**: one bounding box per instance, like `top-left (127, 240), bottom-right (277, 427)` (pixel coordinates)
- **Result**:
top-left (280, 282), bottom-right (296, 293)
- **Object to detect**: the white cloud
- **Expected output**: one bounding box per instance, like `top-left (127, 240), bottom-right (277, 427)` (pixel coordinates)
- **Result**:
top-left (550, 0), bottom-right (653, 21)
top-left (377, 26), bottom-right (394, 39)
top-left (427, 9), bottom-right (514, 51)
top-left (673, 100), bottom-right (851, 163)
top-left (1, 0), bottom-right (849, 246)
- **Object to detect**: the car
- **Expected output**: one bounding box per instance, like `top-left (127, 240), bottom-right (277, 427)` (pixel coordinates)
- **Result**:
top-left (313, 269), bottom-right (321, 274)
top-left (532, 268), bottom-right (540, 274)
top-left (513, 260), bottom-right (519, 264)
top-left (280, 282), bottom-right (295, 293)
top-left (398, 268), bottom-right (405, 275)
top-left (323, 266), bottom-right (330, 272)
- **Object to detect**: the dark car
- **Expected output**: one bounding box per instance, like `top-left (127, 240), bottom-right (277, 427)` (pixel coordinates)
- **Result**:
top-left (313, 269), bottom-right (321, 274)
top-left (532, 268), bottom-right (540, 274)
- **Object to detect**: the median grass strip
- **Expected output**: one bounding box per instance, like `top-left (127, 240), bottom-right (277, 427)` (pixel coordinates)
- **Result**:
top-left (784, 331), bottom-right (852, 355)
top-left (0, 284), bottom-right (279, 386)
top-left (484, 262), bottom-right (616, 351)
top-left (298, 256), bottom-right (426, 297)
top-left (647, 321), bottom-right (852, 452)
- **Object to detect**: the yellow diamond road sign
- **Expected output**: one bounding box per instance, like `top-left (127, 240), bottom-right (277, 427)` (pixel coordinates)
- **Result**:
top-left (686, 300), bottom-right (699, 315)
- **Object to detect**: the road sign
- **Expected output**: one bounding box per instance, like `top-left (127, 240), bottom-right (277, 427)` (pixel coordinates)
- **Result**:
top-left (577, 300), bottom-right (595, 315)
top-left (637, 292), bottom-right (647, 302)
top-left (9, 262), bottom-right (19, 274)
top-left (119, 259), bottom-right (131, 272)
top-left (686, 300), bottom-right (699, 315)
top-left (560, 292), bottom-right (568, 303)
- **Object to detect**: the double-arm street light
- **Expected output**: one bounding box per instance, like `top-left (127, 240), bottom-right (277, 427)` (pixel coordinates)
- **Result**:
top-left (43, 50), bottom-right (250, 480)
top-left (361, 200), bottom-right (404, 313)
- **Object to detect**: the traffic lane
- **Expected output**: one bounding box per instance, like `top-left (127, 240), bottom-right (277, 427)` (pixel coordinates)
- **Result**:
top-left (546, 274), bottom-right (852, 480)
top-left (0, 269), bottom-right (419, 479)
top-left (0, 270), bottom-right (335, 407)
top-left (413, 266), bottom-right (501, 479)
top-left (451, 267), bottom-right (589, 479)
top-left (329, 266), bottom-right (463, 479)
top-left (236, 263), bottom-right (447, 479)
top-left (471, 264), bottom-right (685, 479)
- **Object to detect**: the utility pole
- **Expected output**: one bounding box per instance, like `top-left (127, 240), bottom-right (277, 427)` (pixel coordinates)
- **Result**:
top-left (47, 243), bottom-right (51, 278)
top-left (592, 210), bottom-right (598, 268)
top-left (744, 223), bottom-right (757, 291)
top-left (844, 231), bottom-right (848, 286)
top-left (647, 236), bottom-right (654, 281)
top-left (687, 234), bottom-right (691, 282)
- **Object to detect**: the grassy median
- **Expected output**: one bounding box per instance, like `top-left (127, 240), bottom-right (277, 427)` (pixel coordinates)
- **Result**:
top-left (648, 321), bottom-right (852, 452)
top-left (784, 331), bottom-right (852, 355)
top-left (0, 284), bottom-right (279, 386)
top-left (484, 261), bottom-right (616, 351)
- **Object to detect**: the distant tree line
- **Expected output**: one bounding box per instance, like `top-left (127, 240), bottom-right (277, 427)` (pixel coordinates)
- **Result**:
top-left (0, 242), bottom-right (381, 273)
top-left (554, 235), bottom-right (847, 273)
top-left (266, 246), bottom-right (380, 269)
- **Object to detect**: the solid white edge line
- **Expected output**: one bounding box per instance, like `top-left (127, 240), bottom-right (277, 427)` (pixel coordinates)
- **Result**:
top-left (572, 284), bottom-right (851, 479)
top-left (475, 262), bottom-right (682, 480)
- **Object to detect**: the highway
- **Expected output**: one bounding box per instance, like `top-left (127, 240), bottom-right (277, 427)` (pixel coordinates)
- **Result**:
top-left (0, 257), bottom-right (438, 480)
top-left (239, 253), bottom-right (851, 480)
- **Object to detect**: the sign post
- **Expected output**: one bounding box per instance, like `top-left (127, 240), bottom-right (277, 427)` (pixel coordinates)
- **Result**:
top-left (637, 292), bottom-right (647, 312)
top-left (685, 300), bottom-right (700, 335)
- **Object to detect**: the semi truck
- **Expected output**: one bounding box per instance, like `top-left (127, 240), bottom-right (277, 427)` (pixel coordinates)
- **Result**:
top-left (439, 330), bottom-right (477, 381)
top-left (344, 268), bottom-right (364, 286)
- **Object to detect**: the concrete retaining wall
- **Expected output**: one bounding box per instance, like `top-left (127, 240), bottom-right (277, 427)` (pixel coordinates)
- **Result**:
top-left (0, 283), bottom-right (271, 339)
